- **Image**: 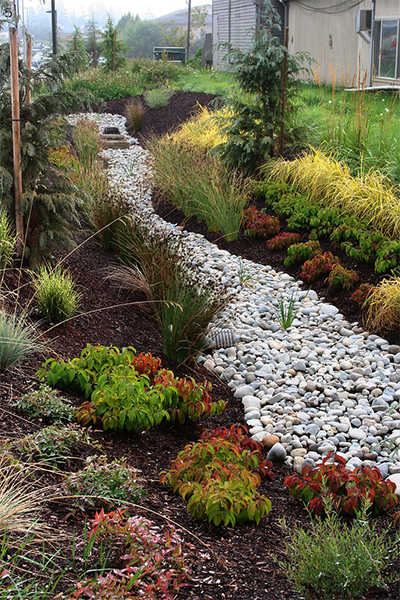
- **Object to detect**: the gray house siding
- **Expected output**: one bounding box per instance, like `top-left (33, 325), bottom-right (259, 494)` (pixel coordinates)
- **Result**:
top-left (212, 0), bottom-right (285, 68)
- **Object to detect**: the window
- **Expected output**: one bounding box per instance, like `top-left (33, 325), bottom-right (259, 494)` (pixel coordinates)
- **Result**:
top-left (374, 19), bottom-right (399, 79)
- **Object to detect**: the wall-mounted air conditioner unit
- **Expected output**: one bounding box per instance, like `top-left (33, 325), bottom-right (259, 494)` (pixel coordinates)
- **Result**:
top-left (355, 10), bottom-right (372, 33)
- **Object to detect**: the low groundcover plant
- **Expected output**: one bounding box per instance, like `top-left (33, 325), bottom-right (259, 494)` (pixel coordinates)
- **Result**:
top-left (63, 455), bottom-right (144, 510)
top-left (280, 495), bottom-right (400, 600)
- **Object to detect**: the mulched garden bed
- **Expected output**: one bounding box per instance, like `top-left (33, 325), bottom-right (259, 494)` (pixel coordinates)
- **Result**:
top-left (0, 91), bottom-right (399, 600)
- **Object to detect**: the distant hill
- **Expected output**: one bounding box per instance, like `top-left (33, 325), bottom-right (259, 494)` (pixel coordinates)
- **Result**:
top-left (153, 4), bottom-right (212, 32)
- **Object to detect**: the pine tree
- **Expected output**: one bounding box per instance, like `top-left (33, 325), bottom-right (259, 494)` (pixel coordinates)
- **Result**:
top-left (101, 14), bottom-right (126, 72)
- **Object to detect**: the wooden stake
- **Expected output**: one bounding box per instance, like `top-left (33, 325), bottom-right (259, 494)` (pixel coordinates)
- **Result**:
top-left (279, 27), bottom-right (289, 157)
top-left (26, 34), bottom-right (32, 104)
top-left (9, 26), bottom-right (24, 256)
top-left (113, 29), bottom-right (116, 72)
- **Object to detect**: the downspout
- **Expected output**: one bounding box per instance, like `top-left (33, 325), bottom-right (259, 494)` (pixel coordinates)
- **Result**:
top-left (369, 0), bottom-right (376, 86)
top-left (279, 0), bottom-right (289, 31)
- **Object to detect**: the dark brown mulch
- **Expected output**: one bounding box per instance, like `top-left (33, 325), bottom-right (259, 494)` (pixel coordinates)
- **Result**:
top-left (0, 91), bottom-right (399, 600)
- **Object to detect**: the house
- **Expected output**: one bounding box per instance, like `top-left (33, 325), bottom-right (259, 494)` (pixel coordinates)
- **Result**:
top-left (212, 0), bottom-right (400, 88)
top-left (212, 0), bottom-right (285, 67)
top-left (286, 0), bottom-right (400, 87)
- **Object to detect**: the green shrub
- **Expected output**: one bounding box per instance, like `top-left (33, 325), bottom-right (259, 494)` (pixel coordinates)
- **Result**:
top-left (30, 264), bottom-right (81, 324)
top-left (62, 455), bottom-right (144, 510)
top-left (39, 344), bottom-right (225, 432)
top-left (143, 87), bottom-right (172, 109)
top-left (12, 384), bottom-right (75, 423)
top-left (284, 240), bottom-right (321, 267)
top-left (0, 312), bottom-right (38, 371)
top-left (325, 263), bottom-right (359, 291)
top-left (280, 497), bottom-right (400, 600)
top-left (160, 425), bottom-right (273, 527)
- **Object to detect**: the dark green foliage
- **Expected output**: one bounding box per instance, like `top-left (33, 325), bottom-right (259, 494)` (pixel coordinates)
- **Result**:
top-left (101, 15), bottom-right (126, 71)
top-left (0, 43), bottom-right (82, 265)
top-left (217, 3), bottom-right (308, 172)
top-left (118, 13), bottom-right (163, 59)
top-left (65, 26), bottom-right (88, 73)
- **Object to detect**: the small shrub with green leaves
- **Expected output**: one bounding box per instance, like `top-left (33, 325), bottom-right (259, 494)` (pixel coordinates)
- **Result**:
top-left (280, 496), bottom-right (400, 600)
top-left (12, 424), bottom-right (97, 466)
top-left (39, 344), bottom-right (225, 432)
top-left (284, 454), bottom-right (398, 516)
top-left (251, 179), bottom-right (292, 203)
top-left (12, 384), bottom-right (75, 423)
top-left (242, 206), bottom-right (280, 239)
top-left (67, 508), bottom-right (192, 600)
top-left (325, 263), bottom-right (359, 291)
top-left (62, 455), bottom-right (144, 510)
top-left (144, 87), bottom-right (172, 109)
top-left (160, 424), bottom-right (273, 527)
top-left (0, 209), bottom-right (16, 270)
top-left (0, 312), bottom-right (38, 371)
top-left (30, 264), bottom-right (81, 324)
top-left (284, 239), bottom-right (321, 267)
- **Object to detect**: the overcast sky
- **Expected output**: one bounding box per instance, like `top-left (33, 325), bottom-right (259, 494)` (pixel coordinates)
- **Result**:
top-left (25, 0), bottom-right (209, 21)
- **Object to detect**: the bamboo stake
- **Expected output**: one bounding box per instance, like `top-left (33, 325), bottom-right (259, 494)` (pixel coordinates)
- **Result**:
top-left (279, 27), bottom-right (289, 156)
top-left (9, 26), bottom-right (24, 256)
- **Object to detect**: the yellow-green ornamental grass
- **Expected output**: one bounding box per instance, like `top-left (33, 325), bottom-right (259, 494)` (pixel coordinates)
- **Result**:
top-left (365, 277), bottom-right (400, 332)
top-left (168, 105), bottom-right (229, 152)
top-left (265, 148), bottom-right (400, 240)
top-left (30, 265), bottom-right (81, 325)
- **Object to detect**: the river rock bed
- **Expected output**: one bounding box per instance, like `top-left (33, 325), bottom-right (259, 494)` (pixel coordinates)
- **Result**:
top-left (76, 112), bottom-right (400, 493)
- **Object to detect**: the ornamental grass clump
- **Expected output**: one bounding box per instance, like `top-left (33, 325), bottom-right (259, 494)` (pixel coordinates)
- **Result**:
top-left (148, 136), bottom-right (250, 242)
top-left (30, 264), bottom-right (81, 324)
top-left (365, 276), bottom-right (400, 332)
top-left (72, 117), bottom-right (102, 172)
top-left (114, 216), bottom-right (230, 362)
top-left (0, 458), bottom-right (52, 541)
top-left (0, 209), bottom-right (17, 270)
top-left (125, 97), bottom-right (146, 132)
top-left (0, 311), bottom-right (39, 371)
top-left (168, 105), bottom-right (228, 152)
top-left (144, 87), bottom-right (172, 109)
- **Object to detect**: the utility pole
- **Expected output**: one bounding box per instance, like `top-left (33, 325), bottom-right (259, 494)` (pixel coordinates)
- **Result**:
top-left (185, 0), bottom-right (191, 62)
top-left (50, 0), bottom-right (57, 55)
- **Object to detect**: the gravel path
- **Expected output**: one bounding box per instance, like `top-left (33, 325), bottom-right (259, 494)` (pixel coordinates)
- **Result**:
top-left (74, 112), bottom-right (400, 495)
